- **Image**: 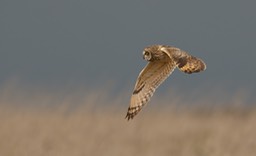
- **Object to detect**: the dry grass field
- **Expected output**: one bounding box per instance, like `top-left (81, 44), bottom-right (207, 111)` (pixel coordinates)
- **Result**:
top-left (0, 86), bottom-right (255, 156)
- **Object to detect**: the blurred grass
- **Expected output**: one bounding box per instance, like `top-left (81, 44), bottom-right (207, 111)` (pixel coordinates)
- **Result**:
top-left (0, 85), bottom-right (256, 156)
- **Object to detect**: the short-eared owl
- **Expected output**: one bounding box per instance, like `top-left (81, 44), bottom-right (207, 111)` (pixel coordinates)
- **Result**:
top-left (126, 45), bottom-right (206, 120)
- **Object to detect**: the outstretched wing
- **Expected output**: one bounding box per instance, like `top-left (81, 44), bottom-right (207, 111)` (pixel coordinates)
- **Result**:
top-left (161, 46), bottom-right (206, 74)
top-left (125, 61), bottom-right (176, 120)
top-left (176, 53), bottom-right (206, 74)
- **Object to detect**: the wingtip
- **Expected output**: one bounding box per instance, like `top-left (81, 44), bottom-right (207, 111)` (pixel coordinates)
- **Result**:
top-left (125, 113), bottom-right (134, 121)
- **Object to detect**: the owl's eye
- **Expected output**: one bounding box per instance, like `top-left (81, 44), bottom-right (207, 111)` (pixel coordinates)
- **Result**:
top-left (144, 51), bottom-right (150, 56)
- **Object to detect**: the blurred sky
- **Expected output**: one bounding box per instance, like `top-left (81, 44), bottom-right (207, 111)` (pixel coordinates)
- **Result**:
top-left (1, 0), bottom-right (256, 102)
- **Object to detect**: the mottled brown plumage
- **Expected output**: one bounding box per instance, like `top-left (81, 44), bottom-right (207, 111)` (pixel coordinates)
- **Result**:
top-left (125, 45), bottom-right (206, 120)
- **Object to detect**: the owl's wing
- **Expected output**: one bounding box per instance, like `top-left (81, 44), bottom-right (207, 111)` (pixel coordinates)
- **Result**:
top-left (173, 51), bottom-right (206, 74)
top-left (175, 52), bottom-right (206, 74)
top-left (161, 46), bottom-right (206, 74)
top-left (125, 61), bottom-right (176, 120)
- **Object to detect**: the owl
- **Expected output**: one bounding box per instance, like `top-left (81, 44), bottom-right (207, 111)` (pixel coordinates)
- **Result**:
top-left (125, 45), bottom-right (206, 120)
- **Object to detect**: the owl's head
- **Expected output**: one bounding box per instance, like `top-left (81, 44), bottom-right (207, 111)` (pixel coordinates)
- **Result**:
top-left (143, 45), bottom-right (165, 61)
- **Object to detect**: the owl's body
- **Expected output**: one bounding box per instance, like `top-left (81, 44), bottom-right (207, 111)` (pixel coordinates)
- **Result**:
top-left (126, 45), bottom-right (206, 120)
